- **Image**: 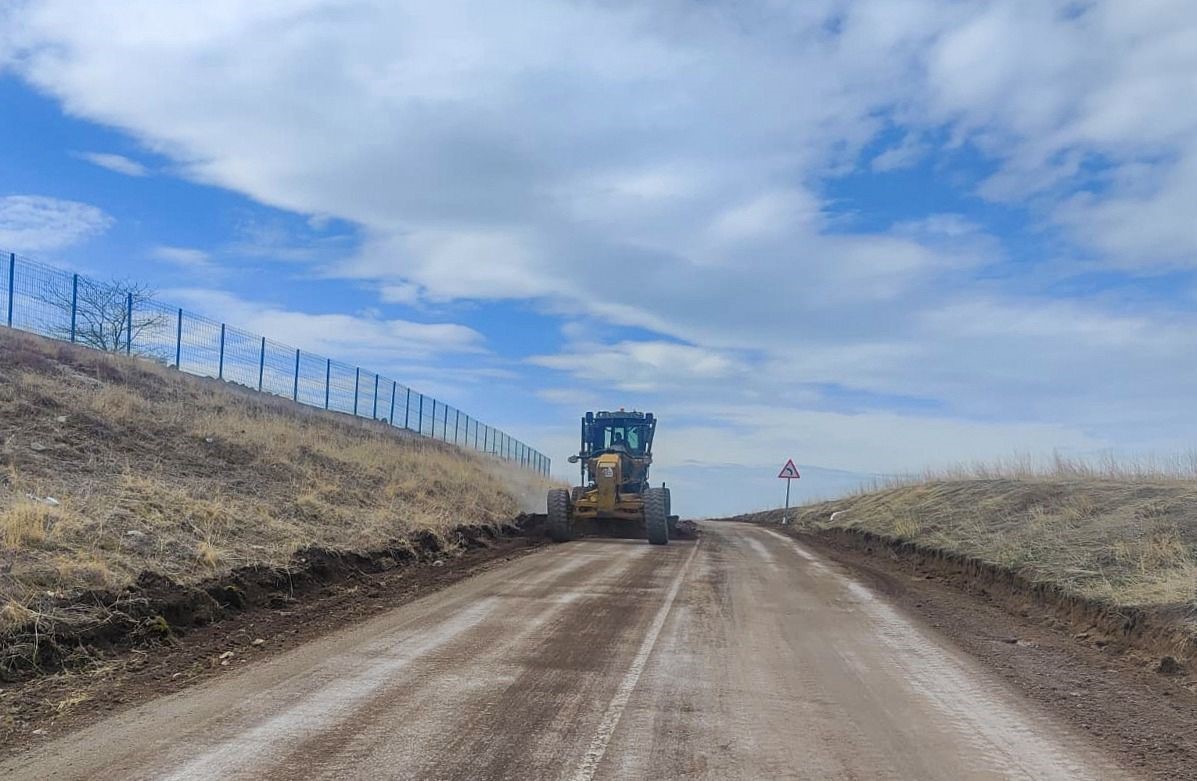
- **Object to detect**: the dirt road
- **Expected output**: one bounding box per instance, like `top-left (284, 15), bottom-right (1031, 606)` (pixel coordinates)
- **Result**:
top-left (2, 522), bottom-right (1134, 780)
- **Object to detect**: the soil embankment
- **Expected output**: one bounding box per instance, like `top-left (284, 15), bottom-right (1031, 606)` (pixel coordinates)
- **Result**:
top-left (735, 477), bottom-right (1197, 671)
top-left (0, 329), bottom-right (555, 734)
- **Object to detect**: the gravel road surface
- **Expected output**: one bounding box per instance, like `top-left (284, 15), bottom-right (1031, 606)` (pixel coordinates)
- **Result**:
top-left (1, 522), bottom-right (1132, 780)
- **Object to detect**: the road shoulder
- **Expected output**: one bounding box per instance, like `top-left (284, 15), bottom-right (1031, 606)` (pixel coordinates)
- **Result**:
top-left (775, 524), bottom-right (1197, 780)
top-left (0, 535), bottom-right (547, 755)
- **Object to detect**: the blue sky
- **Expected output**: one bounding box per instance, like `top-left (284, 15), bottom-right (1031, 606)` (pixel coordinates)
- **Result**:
top-left (3, 1), bottom-right (1197, 516)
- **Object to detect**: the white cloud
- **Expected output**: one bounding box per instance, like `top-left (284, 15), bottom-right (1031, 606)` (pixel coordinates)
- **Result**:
top-left (166, 287), bottom-right (486, 364)
top-left (0, 195), bottom-right (112, 252)
top-left (529, 340), bottom-right (744, 393)
top-left (370, 227), bottom-right (557, 302)
top-left (1053, 153), bottom-right (1197, 268)
top-left (870, 133), bottom-right (927, 172)
top-left (708, 189), bottom-right (823, 243)
top-left (8, 1), bottom-right (1197, 511)
top-left (535, 387), bottom-right (604, 408)
top-left (76, 151), bottom-right (148, 176)
top-left (656, 404), bottom-right (1101, 477)
top-left (914, 1), bottom-right (1197, 264)
top-left (152, 245), bottom-right (210, 268)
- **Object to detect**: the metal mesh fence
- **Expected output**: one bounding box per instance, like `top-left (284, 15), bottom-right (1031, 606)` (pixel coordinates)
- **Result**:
top-left (0, 250), bottom-right (550, 475)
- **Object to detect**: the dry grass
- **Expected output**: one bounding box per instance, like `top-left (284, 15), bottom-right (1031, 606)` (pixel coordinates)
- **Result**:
top-left (780, 475), bottom-right (1197, 611)
top-left (871, 451), bottom-right (1197, 487)
top-left (1, 501), bottom-right (56, 548)
top-left (0, 602), bottom-right (35, 634)
top-left (0, 330), bottom-right (554, 632)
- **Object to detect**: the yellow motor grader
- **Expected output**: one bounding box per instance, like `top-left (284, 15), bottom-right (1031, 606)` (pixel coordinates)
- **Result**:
top-left (547, 410), bottom-right (675, 545)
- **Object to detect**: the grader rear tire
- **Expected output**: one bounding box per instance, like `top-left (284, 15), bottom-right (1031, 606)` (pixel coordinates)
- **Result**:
top-left (645, 487), bottom-right (669, 546)
top-left (548, 488), bottom-right (573, 542)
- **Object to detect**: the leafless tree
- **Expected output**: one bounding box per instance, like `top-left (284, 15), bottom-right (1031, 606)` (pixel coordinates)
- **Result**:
top-left (37, 276), bottom-right (170, 356)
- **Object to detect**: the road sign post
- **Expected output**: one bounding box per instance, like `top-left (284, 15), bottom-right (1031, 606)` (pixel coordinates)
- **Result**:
top-left (777, 459), bottom-right (801, 525)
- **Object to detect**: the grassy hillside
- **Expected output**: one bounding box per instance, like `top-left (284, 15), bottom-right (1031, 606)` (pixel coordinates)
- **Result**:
top-left (749, 474), bottom-right (1197, 614)
top-left (0, 330), bottom-right (552, 640)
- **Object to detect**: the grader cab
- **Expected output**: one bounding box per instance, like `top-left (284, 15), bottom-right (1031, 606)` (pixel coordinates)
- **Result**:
top-left (546, 410), bottom-right (675, 545)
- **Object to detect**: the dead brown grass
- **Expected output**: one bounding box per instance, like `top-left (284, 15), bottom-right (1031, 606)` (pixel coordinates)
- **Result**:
top-left (782, 477), bottom-right (1197, 611)
top-left (0, 501), bottom-right (56, 548)
top-left (0, 329), bottom-right (553, 634)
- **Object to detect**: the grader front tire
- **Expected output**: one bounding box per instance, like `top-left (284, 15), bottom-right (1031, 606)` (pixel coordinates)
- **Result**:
top-left (547, 488), bottom-right (573, 543)
top-left (645, 487), bottom-right (669, 546)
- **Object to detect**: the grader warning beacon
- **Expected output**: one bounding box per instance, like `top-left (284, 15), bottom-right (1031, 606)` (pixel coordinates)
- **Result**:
top-left (547, 410), bottom-right (676, 545)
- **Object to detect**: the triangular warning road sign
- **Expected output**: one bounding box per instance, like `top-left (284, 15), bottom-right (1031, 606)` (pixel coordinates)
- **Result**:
top-left (777, 459), bottom-right (801, 479)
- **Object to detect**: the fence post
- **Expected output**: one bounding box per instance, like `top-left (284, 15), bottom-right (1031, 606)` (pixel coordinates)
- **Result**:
top-left (293, 349), bottom-right (300, 401)
top-left (417, 394), bottom-right (424, 435)
top-left (218, 323), bottom-right (226, 379)
top-left (70, 274), bottom-right (78, 342)
top-left (353, 368), bottom-right (360, 416)
top-left (389, 381), bottom-right (397, 425)
top-left (430, 399), bottom-right (437, 438)
top-left (257, 336), bottom-right (266, 391)
top-left (443, 405), bottom-right (449, 441)
top-left (324, 359), bottom-right (331, 409)
top-left (404, 388), bottom-right (411, 429)
top-left (483, 426), bottom-right (489, 453)
top-left (6, 253), bottom-right (13, 327)
top-left (124, 292), bottom-right (133, 354)
top-left (454, 410), bottom-right (460, 444)
top-left (372, 374), bottom-right (379, 419)
top-left (175, 309), bottom-right (183, 368)
top-left (474, 420), bottom-right (479, 449)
